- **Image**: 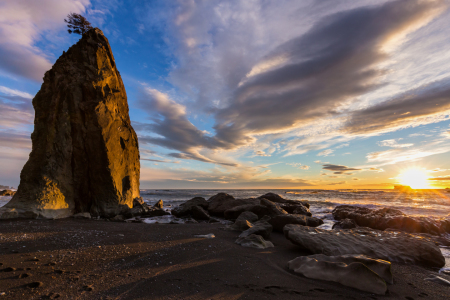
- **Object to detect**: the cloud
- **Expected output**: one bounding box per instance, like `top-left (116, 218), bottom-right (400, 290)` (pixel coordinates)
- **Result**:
top-left (318, 149), bottom-right (334, 157)
top-left (137, 87), bottom-right (240, 166)
top-left (428, 176), bottom-right (450, 181)
top-left (336, 143), bottom-right (349, 149)
top-left (0, 131), bottom-right (31, 150)
top-left (366, 140), bottom-right (450, 165)
top-left (344, 80), bottom-right (450, 135)
top-left (322, 164), bottom-right (361, 175)
top-left (377, 139), bottom-right (413, 148)
top-left (429, 168), bottom-right (447, 172)
top-left (369, 167), bottom-right (385, 172)
top-left (327, 181), bottom-right (347, 186)
top-left (0, 0), bottom-right (92, 81)
top-left (0, 86), bottom-right (34, 129)
top-left (286, 163), bottom-right (310, 170)
top-left (137, 0), bottom-right (446, 161)
top-left (255, 150), bottom-right (270, 157)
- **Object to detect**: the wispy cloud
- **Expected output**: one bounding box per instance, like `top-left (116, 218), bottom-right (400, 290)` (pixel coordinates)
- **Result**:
top-left (318, 149), bottom-right (334, 157)
top-left (322, 164), bottom-right (361, 175)
top-left (377, 138), bottom-right (413, 148)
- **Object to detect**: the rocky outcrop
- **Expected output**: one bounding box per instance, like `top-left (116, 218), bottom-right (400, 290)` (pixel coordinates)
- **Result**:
top-left (288, 255), bottom-right (388, 295)
top-left (284, 225), bottom-right (445, 268)
top-left (0, 29), bottom-right (140, 219)
top-left (171, 197), bottom-right (208, 218)
top-left (207, 193), bottom-right (259, 216)
top-left (332, 205), bottom-right (449, 235)
top-left (269, 214), bottom-right (323, 232)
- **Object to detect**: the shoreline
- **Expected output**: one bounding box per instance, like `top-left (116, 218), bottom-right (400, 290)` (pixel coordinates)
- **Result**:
top-left (1, 218), bottom-right (450, 299)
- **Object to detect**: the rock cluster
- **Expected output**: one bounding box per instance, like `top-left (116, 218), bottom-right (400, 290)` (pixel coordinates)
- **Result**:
top-left (170, 192), bottom-right (322, 230)
top-left (332, 205), bottom-right (450, 235)
top-left (0, 190), bottom-right (15, 196)
top-left (0, 28), bottom-right (140, 219)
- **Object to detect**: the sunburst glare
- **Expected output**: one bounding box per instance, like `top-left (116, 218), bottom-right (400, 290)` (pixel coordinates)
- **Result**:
top-left (398, 168), bottom-right (430, 189)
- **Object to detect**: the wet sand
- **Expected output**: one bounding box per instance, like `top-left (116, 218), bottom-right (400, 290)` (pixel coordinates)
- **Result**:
top-left (0, 218), bottom-right (449, 299)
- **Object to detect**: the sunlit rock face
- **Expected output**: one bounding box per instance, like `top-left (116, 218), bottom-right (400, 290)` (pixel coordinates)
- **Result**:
top-left (0, 28), bottom-right (140, 219)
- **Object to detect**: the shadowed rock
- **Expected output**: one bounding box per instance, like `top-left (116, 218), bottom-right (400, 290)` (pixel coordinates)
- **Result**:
top-left (207, 193), bottom-right (259, 216)
top-left (1, 28), bottom-right (140, 219)
top-left (235, 234), bottom-right (274, 249)
top-left (225, 211), bottom-right (259, 231)
top-left (171, 197), bottom-right (208, 217)
top-left (239, 218), bottom-right (273, 240)
top-left (305, 254), bottom-right (393, 284)
top-left (288, 256), bottom-right (387, 295)
top-left (269, 214), bottom-right (323, 232)
top-left (284, 225), bottom-right (445, 268)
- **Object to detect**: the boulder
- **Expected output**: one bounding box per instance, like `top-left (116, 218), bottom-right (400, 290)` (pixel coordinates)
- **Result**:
top-left (288, 256), bottom-right (387, 295)
top-left (0, 28), bottom-right (140, 219)
top-left (235, 234), bottom-right (274, 249)
top-left (259, 193), bottom-right (287, 203)
top-left (332, 205), bottom-right (445, 235)
top-left (280, 203), bottom-right (311, 216)
top-left (225, 211), bottom-right (259, 231)
top-left (269, 214), bottom-right (324, 232)
top-left (260, 198), bottom-right (288, 216)
top-left (304, 254), bottom-right (393, 284)
top-left (207, 193), bottom-right (259, 216)
top-left (259, 193), bottom-right (309, 208)
top-left (171, 197), bottom-right (208, 217)
top-left (332, 218), bottom-right (357, 230)
top-left (153, 200), bottom-right (163, 209)
top-left (284, 225), bottom-right (445, 268)
top-left (239, 219), bottom-right (273, 240)
top-left (191, 205), bottom-right (210, 220)
top-left (224, 204), bottom-right (272, 219)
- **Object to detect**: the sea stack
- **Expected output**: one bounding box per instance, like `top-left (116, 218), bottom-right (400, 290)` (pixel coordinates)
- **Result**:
top-left (0, 28), bottom-right (140, 219)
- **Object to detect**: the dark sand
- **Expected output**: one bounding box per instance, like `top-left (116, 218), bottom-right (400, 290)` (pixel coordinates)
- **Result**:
top-left (0, 219), bottom-right (449, 299)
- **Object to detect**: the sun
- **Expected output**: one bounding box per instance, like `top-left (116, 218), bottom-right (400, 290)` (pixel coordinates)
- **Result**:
top-left (398, 168), bottom-right (430, 189)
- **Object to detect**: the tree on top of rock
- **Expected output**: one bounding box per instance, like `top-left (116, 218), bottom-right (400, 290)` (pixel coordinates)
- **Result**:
top-left (64, 13), bottom-right (93, 35)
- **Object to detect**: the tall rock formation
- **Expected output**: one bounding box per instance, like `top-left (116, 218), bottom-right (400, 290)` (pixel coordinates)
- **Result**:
top-left (0, 28), bottom-right (140, 219)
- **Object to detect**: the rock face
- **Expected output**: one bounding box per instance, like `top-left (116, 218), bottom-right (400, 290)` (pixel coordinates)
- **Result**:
top-left (0, 29), bottom-right (140, 219)
top-left (284, 225), bottom-right (445, 268)
top-left (332, 205), bottom-right (449, 235)
top-left (288, 255), bottom-right (388, 295)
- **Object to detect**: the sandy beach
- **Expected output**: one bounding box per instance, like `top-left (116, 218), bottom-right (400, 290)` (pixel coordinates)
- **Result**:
top-left (0, 218), bottom-right (449, 299)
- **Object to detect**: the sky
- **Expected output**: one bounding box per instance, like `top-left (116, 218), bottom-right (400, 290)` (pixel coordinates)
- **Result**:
top-left (1, 0), bottom-right (450, 189)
